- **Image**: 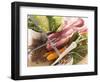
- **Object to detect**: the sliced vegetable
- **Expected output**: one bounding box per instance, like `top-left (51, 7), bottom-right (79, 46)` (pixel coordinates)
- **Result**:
top-left (47, 53), bottom-right (58, 61)
top-left (46, 48), bottom-right (65, 61)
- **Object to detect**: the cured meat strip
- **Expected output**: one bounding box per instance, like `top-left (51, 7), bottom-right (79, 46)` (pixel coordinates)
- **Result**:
top-left (46, 17), bottom-right (87, 50)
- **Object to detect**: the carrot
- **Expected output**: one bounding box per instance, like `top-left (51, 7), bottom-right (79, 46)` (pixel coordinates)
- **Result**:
top-left (47, 53), bottom-right (58, 61)
top-left (46, 48), bottom-right (65, 61)
top-left (43, 51), bottom-right (52, 57)
top-left (80, 32), bottom-right (87, 35)
top-left (59, 47), bottom-right (65, 52)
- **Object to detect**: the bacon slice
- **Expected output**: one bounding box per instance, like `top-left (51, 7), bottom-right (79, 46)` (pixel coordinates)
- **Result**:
top-left (46, 17), bottom-right (87, 51)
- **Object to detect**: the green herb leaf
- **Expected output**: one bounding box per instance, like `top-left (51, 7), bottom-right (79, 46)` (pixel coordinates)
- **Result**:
top-left (28, 15), bottom-right (49, 33)
top-left (69, 33), bottom-right (88, 64)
